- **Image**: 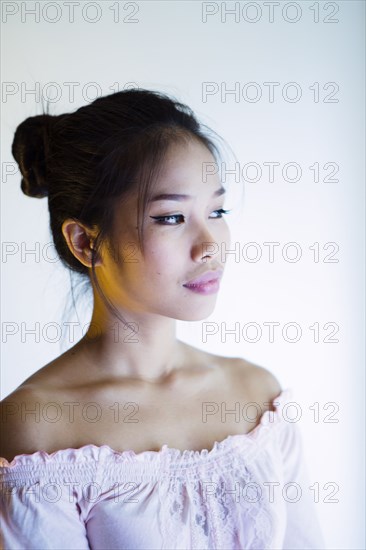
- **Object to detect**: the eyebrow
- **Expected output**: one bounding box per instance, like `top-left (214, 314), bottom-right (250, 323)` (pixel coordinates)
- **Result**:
top-left (149, 186), bottom-right (226, 202)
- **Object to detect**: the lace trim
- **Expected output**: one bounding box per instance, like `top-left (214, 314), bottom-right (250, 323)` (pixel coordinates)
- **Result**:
top-left (157, 450), bottom-right (276, 549)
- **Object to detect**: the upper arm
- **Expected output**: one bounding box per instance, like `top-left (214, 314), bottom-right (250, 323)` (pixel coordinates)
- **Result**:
top-left (277, 403), bottom-right (326, 549)
top-left (0, 387), bottom-right (49, 462)
top-left (0, 388), bottom-right (92, 550)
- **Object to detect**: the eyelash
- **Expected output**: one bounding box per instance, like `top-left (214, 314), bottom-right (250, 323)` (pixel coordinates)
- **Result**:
top-left (150, 209), bottom-right (232, 226)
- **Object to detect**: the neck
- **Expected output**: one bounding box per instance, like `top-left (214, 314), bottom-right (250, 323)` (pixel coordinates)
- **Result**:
top-left (75, 304), bottom-right (185, 383)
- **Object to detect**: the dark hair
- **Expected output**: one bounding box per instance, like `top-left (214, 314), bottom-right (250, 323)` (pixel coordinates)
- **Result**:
top-left (11, 88), bottom-right (232, 336)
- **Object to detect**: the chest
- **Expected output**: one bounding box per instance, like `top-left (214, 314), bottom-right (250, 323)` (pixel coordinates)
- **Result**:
top-left (46, 381), bottom-right (266, 454)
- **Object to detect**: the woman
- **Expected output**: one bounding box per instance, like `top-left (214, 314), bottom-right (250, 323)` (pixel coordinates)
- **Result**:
top-left (0, 89), bottom-right (325, 549)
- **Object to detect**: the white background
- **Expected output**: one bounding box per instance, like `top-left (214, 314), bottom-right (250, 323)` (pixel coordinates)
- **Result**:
top-left (1, 1), bottom-right (365, 548)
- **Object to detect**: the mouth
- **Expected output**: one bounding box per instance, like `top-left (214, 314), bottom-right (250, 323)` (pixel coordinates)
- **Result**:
top-left (183, 271), bottom-right (223, 295)
top-left (183, 280), bottom-right (221, 295)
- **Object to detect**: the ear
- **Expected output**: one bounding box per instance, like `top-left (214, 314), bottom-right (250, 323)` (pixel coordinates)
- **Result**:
top-left (61, 219), bottom-right (102, 268)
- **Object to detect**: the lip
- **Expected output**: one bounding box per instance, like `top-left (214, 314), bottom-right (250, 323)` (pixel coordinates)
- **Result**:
top-left (183, 269), bottom-right (223, 287)
top-left (183, 279), bottom-right (221, 295)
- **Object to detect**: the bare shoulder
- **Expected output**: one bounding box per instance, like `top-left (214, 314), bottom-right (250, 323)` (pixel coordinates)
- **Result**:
top-left (0, 385), bottom-right (52, 462)
top-left (0, 355), bottom-right (68, 461)
top-left (181, 342), bottom-right (282, 405)
top-left (224, 356), bottom-right (283, 407)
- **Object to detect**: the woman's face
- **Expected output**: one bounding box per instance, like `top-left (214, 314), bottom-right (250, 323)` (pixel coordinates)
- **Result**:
top-left (96, 138), bottom-right (231, 322)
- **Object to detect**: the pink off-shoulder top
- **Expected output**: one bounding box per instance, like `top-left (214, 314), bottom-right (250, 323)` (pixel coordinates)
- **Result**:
top-left (0, 388), bottom-right (325, 549)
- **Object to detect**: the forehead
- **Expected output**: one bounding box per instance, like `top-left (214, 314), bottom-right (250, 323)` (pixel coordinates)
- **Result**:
top-left (156, 138), bottom-right (219, 189)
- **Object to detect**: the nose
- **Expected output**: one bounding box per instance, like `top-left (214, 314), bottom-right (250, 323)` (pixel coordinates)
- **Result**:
top-left (190, 224), bottom-right (222, 263)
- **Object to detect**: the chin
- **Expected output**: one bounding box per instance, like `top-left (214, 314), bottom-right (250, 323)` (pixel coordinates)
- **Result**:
top-left (173, 301), bottom-right (218, 322)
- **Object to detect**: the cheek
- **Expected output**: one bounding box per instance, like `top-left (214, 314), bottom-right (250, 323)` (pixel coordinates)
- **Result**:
top-left (142, 239), bottom-right (182, 282)
top-left (145, 251), bottom-right (180, 280)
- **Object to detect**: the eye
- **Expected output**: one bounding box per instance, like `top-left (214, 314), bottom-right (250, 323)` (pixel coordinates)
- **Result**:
top-left (209, 208), bottom-right (231, 218)
top-left (149, 209), bottom-right (232, 226)
top-left (150, 214), bottom-right (185, 226)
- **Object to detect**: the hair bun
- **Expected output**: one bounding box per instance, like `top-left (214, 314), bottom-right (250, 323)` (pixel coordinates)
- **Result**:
top-left (12, 114), bottom-right (52, 198)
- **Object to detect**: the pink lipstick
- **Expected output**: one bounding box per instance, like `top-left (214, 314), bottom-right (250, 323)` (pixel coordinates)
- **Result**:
top-left (183, 270), bottom-right (223, 295)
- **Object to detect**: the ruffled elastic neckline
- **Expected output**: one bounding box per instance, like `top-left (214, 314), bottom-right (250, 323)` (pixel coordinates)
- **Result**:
top-left (0, 388), bottom-right (291, 468)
